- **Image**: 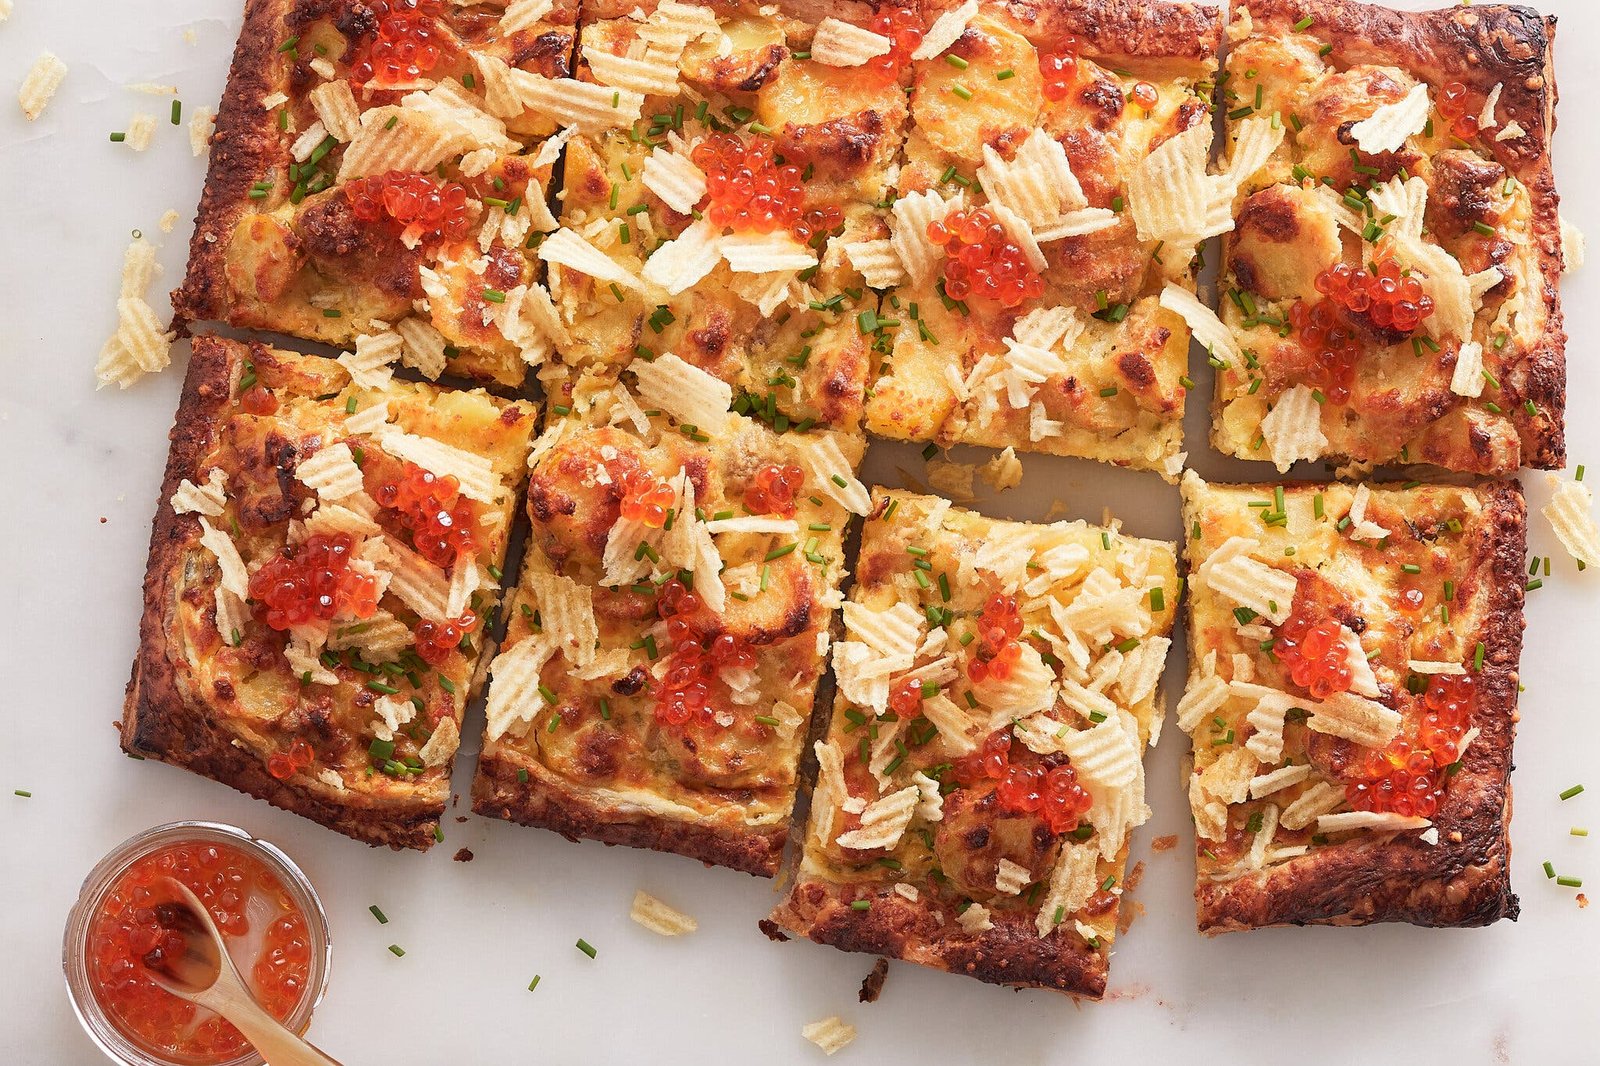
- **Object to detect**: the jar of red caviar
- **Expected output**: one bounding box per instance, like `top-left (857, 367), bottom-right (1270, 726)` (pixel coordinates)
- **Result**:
top-left (62, 822), bottom-right (330, 1066)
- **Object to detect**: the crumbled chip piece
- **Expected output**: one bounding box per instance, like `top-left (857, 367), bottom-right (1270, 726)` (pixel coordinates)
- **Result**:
top-left (629, 890), bottom-right (698, 936)
top-left (1259, 384), bottom-right (1328, 472)
top-left (1543, 473), bottom-right (1600, 568)
top-left (378, 428), bottom-right (503, 503)
top-left (1561, 215), bottom-right (1585, 274)
top-left (197, 518), bottom-right (249, 598)
top-left (912, 0), bottom-right (979, 60)
top-left (1280, 780), bottom-right (1346, 831)
top-left (1349, 82), bottom-right (1430, 155)
top-left (1034, 840), bottom-right (1097, 937)
top-left (189, 105), bottom-right (216, 155)
top-left (840, 238), bottom-right (906, 289)
top-left (629, 351), bottom-right (732, 431)
top-left (511, 72), bottom-right (643, 131)
top-left (1346, 483), bottom-right (1390, 541)
top-left (801, 1017), bottom-right (856, 1057)
top-left (1307, 690), bottom-right (1404, 748)
top-left (295, 442), bottom-right (366, 500)
top-left (120, 237), bottom-right (161, 300)
top-left (172, 467), bottom-right (229, 517)
top-left (1249, 762), bottom-right (1312, 799)
top-left (835, 785), bottom-right (918, 851)
top-left (540, 227), bottom-right (643, 289)
top-left (1317, 811), bottom-right (1431, 834)
top-left (979, 446), bottom-right (1023, 492)
top-left (309, 80), bottom-right (361, 141)
top-left (483, 636), bottom-right (557, 741)
top-left (792, 434), bottom-right (869, 515)
top-left (338, 331), bottom-right (403, 390)
top-left (19, 52), bottom-right (67, 120)
top-left (418, 717), bottom-right (459, 768)
top-left (810, 17), bottom-right (892, 67)
top-left (956, 903), bottom-right (993, 933)
top-left (1160, 284), bottom-right (1237, 369)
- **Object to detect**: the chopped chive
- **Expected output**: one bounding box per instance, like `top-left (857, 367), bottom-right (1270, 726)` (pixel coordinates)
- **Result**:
top-left (369, 905), bottom-right (389, 924)
top-left (1557, 876), bottom-right (1583, 888)
top-left (1560, 784), bottom-right (1586, 801)
top-left (1544, 861), bottom-right (1556, 879)
top-left (576, 938), bottom-right (597, 959)
top-left (388, 944), bottom-right (406, 957)
top-left (528, 975), bottom-right (541, 991)
top-left (170, 100), bottom-right (182, 124)
top-left (850, 900), bottom-right (872, 911)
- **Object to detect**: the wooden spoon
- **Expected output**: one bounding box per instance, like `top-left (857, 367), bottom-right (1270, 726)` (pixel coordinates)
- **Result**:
top-left (140, 877), bottom-right (342, 1066)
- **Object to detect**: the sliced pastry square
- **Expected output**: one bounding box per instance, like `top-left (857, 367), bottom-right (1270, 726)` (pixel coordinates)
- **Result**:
top-left (122, 336), bottom-right (536, 849)
top-left (471, 385), bottom-right (867, 876)
top-left (1214, 0), bottom-right (1564, 474)
top-left (173, 0), bottom-right (580, 387)
top-left (767, 489), bottom-right (1179, 997)
top-left (537, 0), bottom-right (914, 432)
top-left (1177, 471), bottom-right (1524, 931)
top-left (863, 0), bottom-right (1222, 481)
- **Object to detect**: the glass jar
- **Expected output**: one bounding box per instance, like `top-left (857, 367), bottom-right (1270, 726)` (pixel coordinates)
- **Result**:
top-left (62, 821), bottom-right (331, 1066)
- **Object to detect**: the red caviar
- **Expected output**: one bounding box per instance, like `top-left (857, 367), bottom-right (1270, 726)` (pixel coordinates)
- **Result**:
top-left (345, 171), bottom-right (472, 246)
top-left (350, 0), bottom-right (449, 87)
top-left (1130, 81), bottom-right (1159, 110)
top-left (1039, 37), bottom-right (1084, 101)
top-left (954, 730), bottom-right (1091, 833)
top-left (928, 206), bottom-right (1044, 308)
top-left (865, 6), bottom-right (924, 84)
top-left (744, 463), bottom-right (805, 516)
top-left (375, 461), bottom-right (479, 568)
top-left (87, 842), bottom-right (312, 1063)
top-left (414, 611), bottom-right (477, 666)
top-left (889, 676), bottom-right (924, 718)
top-left (1434, 81), bottom-right (1480, 141)
top-left (655, 579), bottom-right (756, 727)
top-left (609, 460), bottom-right (676, 528)
top-left (1273, 610), bottom-right (1354, 699)
top-left (1316, 258), bottom-right (1434, 335)
top-left (239, 384), bottom-right (278, 415)
top-left (1348, 673), bottom-right (1475, 817)
top-left (267, 737), bottom-right (314, 781)
top-left (967, 594), bottom-right (1024, 682)
top-left (1287, 298), bottom-right (1360, 403)
top-left (248, 533), bottom-right (379, 631)
top-left (690, 134), bottom-right (843, 243)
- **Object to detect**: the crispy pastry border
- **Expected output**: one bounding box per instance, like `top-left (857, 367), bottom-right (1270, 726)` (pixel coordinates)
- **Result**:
top-left (1185, 477), bottom-right (1525, 932)
top-left (1237, 0), bottom-right (1565, 471)
top-left (121, 335), bottom-right (446, 851)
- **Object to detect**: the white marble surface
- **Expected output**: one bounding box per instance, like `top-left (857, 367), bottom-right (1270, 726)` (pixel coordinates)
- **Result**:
top-left (2, 1), bottom-right (1597, 1062)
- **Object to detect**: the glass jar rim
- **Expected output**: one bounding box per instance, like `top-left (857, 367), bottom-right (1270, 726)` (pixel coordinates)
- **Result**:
top-left (62, 820), bottom-right (332, 1066)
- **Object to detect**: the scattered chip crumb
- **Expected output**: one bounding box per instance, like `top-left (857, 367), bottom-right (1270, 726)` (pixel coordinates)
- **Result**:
top-left (0, 1), bottom-right (12, 24)
top-left (924, 458), bottom-right (975, 502)
top-left (18, 52), bottom-right (68, 120)
top-left (127, 82), bottom-right (178, 95)
top-left (857, 958), bottom-right (889, 1003)
top-left (1150, 834), bottom-right (1178, 852)
top-left (183, 26), bottom-right (198, 45)
top-left (159, 209), bottom-right (181, 233)
top-left (801, 1016), bottom-right (856, 1056)
top-left (124, 112), bottom-right (157, 151)
top-left (978, 446), bottom-right (1023, 492)
top-left (189, 105), bottom-right (216, 156)
top-left (452, 847), bottom-right (474, 862)
top-left (629, 890), bottom-right (698, 936)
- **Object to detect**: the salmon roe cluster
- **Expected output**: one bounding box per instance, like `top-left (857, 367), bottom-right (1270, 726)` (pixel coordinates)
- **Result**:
top-left (955, 731), bottom-right (1092, 834)
top-left (1273, 611), bottom-right (1353, 700)
top-left (414, 611), bottom-right (477, 666)
top-left (1348, 673), bottom-right (1476, 817)
top-left (345, 171), bottom-right (472, 246)
top-left (350, 0), bottom-right (448, 86)
top-left (865, 6), bottom-right (924, 84)
top-left (1038, 37), bottom-right (1084, 101)
top-left (1317, 258), bottom-right (1435, 334)
top-left (87, 842), bottom-right (310, 1062)
top-left (691, 134), bottom-right (842, 243)
top-left (375, 461), bottom-right (479, 568)
top-left (889, 676), bottom-right (925, 718)
top-left (1434, 81), bottom-right (1481, 141)
top-left (967, 594), bottom-right (1024, 682)
top-left (928, 207), bottom-right (1044, 308)
top-left (609, 459), bottom-right (676, 528)
top-left (248, 533), bottom-right (379, 631)
top-left (239, 383), bottom-right (278, 415)
top-left (655, 579), bottom-right (755, 727)
top-left (744, 463), bottom-right (805, 516)
top-left (1287, 299), bottom-right (1361, 404)
top-left (267, 737), bottom-right (314, 781)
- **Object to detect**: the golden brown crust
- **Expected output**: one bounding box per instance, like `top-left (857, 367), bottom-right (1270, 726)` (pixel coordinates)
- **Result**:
top-left (767, 879), bottom-right (1107, 998)
top-left (121, 336), bottom-right (442, 850)
top-left (472, 752), bottom-right (784, 877)
top-left (988, 0), bottom-right (1222, 62)
top-left (171, 0), bottom-right (291, 328)
top-left (1188, 478), bottom-right (1524, 932)
top-left (1233, 0), bottom-right (1564, 471)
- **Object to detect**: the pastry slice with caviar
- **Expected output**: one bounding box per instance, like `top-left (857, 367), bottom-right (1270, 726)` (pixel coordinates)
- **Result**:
top-left (862, 0), bottom-right (1225, 480)
top-left (1211, 0), bottom-right (1566, 474)
top-left (535, 0), bottom-right (917, 432)
top-left (1177, 471), bottom-right (1524, 931)
top-left (123, 336), bottom-right (535, 849)
top-left (174, 0), bottom-right (579, 387)
top-left (471, 358), bottom-right (868, 876)
top-left (767, 489), bottom-right (1178, 996)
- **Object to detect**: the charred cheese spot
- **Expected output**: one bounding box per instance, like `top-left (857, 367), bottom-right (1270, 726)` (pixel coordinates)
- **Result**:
top-left (295, 192), bottom-right (424, 307)
top-left (932, 784), bottom-right (1059, 899)
top-left (759, 62), bottom-right (900, 187)
top-left (526, 427), bottom-right (645, 569)
top-left (681, 15), bottom-right (785, 92)
top-left (1042, 215), bottom-right (1145, 310)
top-left (1425, 149), bottom-right (1508, 239)
top-left (1225, 34), bottom-right (1326, 121)
top-left (656, 715), bottom-right (785, 789)
top-left (1229, 184), bottom-right (1341, 302)
top-left (910, 18), bottom-right (1041, 166)
top-left (225, 215), bottom-right (305, 308)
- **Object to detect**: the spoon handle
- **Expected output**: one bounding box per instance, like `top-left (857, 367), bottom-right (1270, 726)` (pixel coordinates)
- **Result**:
top-left (219, 994), bottom-right (344, 1066)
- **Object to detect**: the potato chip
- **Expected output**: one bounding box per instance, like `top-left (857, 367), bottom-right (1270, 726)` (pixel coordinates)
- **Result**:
top-left (197, 518), bottom-right (250, 598)
top-left (172, 467), bottom-right (228, 517)
top-left (801, 1017), bottom-right (856, 1057)
top-left (539, 227), bottom-right (643, 289)
top-left (890, 187), bottom-right (960, 284)
top-left (842, 601), bottom-right (923, 662)
top-left (1279, 780), bottom-right (1345, 831)
top-left (994, 858), bottom-right (1032, 896)
top-left (1319, 810), bottom-right (1432, 835)
top-left (810, 18), bottom-right (891, 67)
top-left (838, 237), bottom-right (905, 289)
top-left (295, 442), bottom-right (366, 500)
top-left (510, 71), bottom-right (643, 131)
top-left (1249, 762), bottom-right (1311, 799)
top-left (301, 500), bottom-right (383, 541)
top-left (835, 785), bottom-right (918, 852)
top-left (629, 351), bottom-right (732, 431)
top-left (1116, 635), bottom-right (1169, 706)
top-left (337, 331), bottom-right (402, 390)
top-left (719, 232), bottom-right (816, 274)
top-left (1349, 82), bottom-right (1430, 155)
top-left (18, 52), bottom-right (66, 120)
top-left (526, 571), bottom-right (599, 668)
top-left (1243, 690), bottom-right (1296, 763)
top-left (390, 317), bottom-right (448, 379)
top-left (378, 428), bottom-right (502, 503)
top-left (583, 44), bottom-right (681, 97)
top-left (417, 717), bottom-right (459, 768)
top-left (792, 432), bottom-right (870, 515)
top-left (499, 0), bottom-right (552, 34)
top-left (1259, 384), bottom-right (1328, 473)
top-left (1034, 840), bottom-right (1097, 936)
top-left (1307, 690), bottom-right (1403, 748)
top-left (471, 53), bottom-right (524, 119)
top-left (957, 903), bottom-right (994, 932)
top-left (641, 142), bottom-right (706, 215)
top-left (1061, 714), bottom-right (1140, 792)
top-left (284, 637), bottom-right (339, 686)
top-left (1159, 283), bottom-right (1237, 368)
top-left (371, 694), bottom-right (418, 742)
top-left (987, 201), bottom-right (1046, 273)
top-left (1543, 473), bottom-right (1600, 568)
top-left (300, 79), bottom-right (359, 143)
top-left (1199, 747), bottom-right (1257, 807)
top-left (115, 297), bottom-right (174, 374)
top-left (344, 105), bottom-right (470, 180)
top-left (641, 218), bottom-right (721, 294)
top-left (1562, 214), bottom-right (1585, 274)
top-left (978, 130), bottom-right (1087, 227)
top-left (381, 534), bottom-right (454, 620)
top-left (483, 636), bottom-right (558, 741)
top-left (1225, 115), bottom-right (1285, 186)
top-left (630, 890), bottom-right (698, 936)
top-left (1127, 123), bottom-right (1226, 245)
top-left (1033, 209), bottom-right (1118, 242)
top-left (290, 119), bottom-right (329, 163)
top-left (1201, 550), bottom-right (1297, 626)
top-left (445, 556), bottom-right (482, 619)
top-left (980, 446), bottom-right (1024, 492)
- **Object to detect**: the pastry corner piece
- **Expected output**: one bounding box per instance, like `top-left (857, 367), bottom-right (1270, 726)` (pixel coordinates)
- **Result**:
top-left (173, 0), bottom-right (579, 387)
top-left (122, 335), bottom-right (535, 849)
top-left (1177, 471), bottom-right (1523, 932)
top-left (768, 489), bottom-right (1179, 997)
top-left (863, 0), bottom-right (1222, 481)
top-left (471, 374), bottom-right (867, 877)
top-left (1215, 0), bottom-right (1565, 475)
